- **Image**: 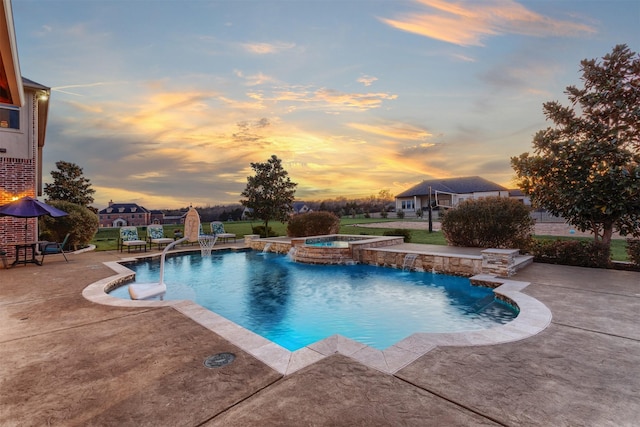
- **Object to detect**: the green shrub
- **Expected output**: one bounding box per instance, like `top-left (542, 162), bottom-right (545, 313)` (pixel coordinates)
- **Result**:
top-left (529, 239), bottom-right (611, 268)
top-left (627, 239), bottom-right (640, 266)
top-left (396, 209), bottom-right (405, 219)
top-left (252, 225), bottom-right (277, 238)
top-left (441, 196), bottom-right (534, 249)
top-left (287, 211), bottom-right (340, 237)
top-left (382, 228), bottom-right (412, 242)
top-left (39, 201), bottom-right (99, 249)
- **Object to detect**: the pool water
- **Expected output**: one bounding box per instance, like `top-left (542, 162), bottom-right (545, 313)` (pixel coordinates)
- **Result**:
top-left (110, 251), bottom-right (518, 351)
top-left (305, 241), bottom-right (349, 248)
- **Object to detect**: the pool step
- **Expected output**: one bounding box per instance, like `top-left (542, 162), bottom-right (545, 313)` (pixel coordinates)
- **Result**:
top-left (513, 255), bottom-right (534, 272)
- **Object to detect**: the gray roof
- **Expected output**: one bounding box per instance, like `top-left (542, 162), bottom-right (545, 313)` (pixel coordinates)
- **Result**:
top-left (99, 203), bottom-right (150, 215)
top-left (22, 76), bottom-right (50, 90)
top-left (396, 176), bottom-right (508, 198)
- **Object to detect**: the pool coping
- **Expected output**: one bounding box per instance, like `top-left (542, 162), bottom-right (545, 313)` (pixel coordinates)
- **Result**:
top-left (82, 256), bottom-right (552, 376)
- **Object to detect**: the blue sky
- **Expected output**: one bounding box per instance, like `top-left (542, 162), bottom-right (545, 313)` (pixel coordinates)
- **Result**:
top-left (12, 0), bottom-right (639, 209)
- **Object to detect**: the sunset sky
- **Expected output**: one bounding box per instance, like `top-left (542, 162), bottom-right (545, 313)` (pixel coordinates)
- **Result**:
top-left (12, 0), bottom-right (639, 209)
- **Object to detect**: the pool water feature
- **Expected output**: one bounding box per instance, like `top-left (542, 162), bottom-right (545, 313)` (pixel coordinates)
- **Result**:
top-left (110, 251), bottom-right (518, 351)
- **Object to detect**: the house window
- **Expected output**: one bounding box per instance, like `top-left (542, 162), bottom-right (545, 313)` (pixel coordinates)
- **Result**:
top-left (401, 200), bottom-right (414, 210)
top-left (0, 105), bottom-right (19, 129)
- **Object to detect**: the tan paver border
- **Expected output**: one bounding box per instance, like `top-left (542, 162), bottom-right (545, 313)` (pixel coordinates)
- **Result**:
top-left (83, 260), bottom-right (552, 376)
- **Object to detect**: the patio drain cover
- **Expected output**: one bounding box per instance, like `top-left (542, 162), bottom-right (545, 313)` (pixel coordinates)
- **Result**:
top-left (204, 352), bottom-right (236, 368)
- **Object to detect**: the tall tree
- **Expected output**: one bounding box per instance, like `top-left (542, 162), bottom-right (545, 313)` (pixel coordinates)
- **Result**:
top-left (240, 155), bottom-right (297, 234)
top-left (44, 161), bottom-right (96, 207)
top-left (511, 44), bottom-right (640, 248)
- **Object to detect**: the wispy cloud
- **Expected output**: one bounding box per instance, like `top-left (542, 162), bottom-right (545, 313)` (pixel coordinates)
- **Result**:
top-left (234, 70), bottom-right (276, 86)
top-left (348, 122), bottom-right (432, 141)
top-left (357, 75), bottom-right (378, 87)
top-left (314, 89), bottom-right (397, 110)
top-left (240, 41), bottom-right (296, 54)
top-left (266, 86), bottom-right (398, 111)
top-left (380, 0), bottom-right (597, 47)
top-left (52, 81), bottom-right (126, 97)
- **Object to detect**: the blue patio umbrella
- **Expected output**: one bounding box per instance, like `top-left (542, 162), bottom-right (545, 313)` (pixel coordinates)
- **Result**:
top-left (0, 196), bottom-right (68, 240)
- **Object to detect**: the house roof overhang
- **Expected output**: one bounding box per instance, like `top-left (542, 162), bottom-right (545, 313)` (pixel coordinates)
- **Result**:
top-left (0, 0), bottom-right (24, 107)
top-left (22, 77), bottom-right (50, 149)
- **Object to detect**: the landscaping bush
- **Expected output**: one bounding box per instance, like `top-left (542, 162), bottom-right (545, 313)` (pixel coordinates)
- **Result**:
top-left (39, 200), bottom-right (99, 249)
top-left (626, 239), bottom-right (640, 267)
top-left (252, 225), bottom-right (277, 238)
top-left (287, 211), bottom-right (340, 237)
top-left (382, 228), bottom-right (412, 242)
top-left (441, 196), bottom-right (534, 249)
top-left (396, 209), bottom-right (404, 219)
top-left (529, 239), bottom-right (611, 268)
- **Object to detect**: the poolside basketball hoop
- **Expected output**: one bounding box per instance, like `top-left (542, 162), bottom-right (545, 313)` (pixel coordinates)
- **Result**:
top-left (129, 206), bottom-right (214, 300)
top-left (198, 235), bottom-right (217, 256)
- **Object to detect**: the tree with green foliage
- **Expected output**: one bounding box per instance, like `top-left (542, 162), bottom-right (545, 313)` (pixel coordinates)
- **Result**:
top-left (44, 161), bottom-right (96, 208)
top-left (511, 44), bottom-right (640, 249)
top-left (240, 155), bottom-right (297, 234)
top-left (39, 200), bottom-right (99, 250)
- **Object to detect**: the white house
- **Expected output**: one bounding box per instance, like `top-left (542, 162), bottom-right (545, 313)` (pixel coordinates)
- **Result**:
top-left (395, 176), bottom-right (510, 215)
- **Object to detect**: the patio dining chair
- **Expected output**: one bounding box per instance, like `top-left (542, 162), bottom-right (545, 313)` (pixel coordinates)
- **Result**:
top-left (40, 233), bottom-right (70, 263)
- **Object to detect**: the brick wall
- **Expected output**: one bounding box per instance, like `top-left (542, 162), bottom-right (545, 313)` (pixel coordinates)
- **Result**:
top-left (1, 93), bottom-right (38, 253)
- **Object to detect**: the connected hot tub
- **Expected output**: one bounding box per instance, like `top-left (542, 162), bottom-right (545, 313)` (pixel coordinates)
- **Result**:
top-left (288, 234), bottom-right (404, 265)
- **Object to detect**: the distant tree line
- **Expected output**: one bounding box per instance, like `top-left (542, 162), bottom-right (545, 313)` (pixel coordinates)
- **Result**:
top-left (161, 190), bottom-right (395, 223)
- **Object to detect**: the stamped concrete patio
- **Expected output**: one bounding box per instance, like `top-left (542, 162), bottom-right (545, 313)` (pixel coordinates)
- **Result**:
top-left (1, 246), bottom-right (638, 426)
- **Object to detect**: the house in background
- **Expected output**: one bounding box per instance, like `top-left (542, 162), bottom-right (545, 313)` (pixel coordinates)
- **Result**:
top-left (292, 201), bottom-right (312, 215)
top-left (0, 0), bottom-right (51, 251)
top-left (508, 188), bottom-right (531, 206)
top-left (98, 201), bottom-right (151, 227)
top-left (395, 176), bottom-right (509, 216)
top-left (149, 209), bottom-right (165, 225)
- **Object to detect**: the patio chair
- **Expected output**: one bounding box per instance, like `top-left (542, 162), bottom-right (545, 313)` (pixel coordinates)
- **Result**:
top-left (40, 233), bottom-right (70, 263)
top-left (146, 225), bottom-right (174, 249)
top-left (118, 226), bottom-right (147, 252)
top-left (210, 221), bottom-right (236, 243)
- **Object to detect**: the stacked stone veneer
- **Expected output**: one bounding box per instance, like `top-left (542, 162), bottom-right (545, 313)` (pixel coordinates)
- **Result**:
top-left (481, 248), bottom-right (521, 277)
top-left (359, 249), bottom-right (482, 276)
top-left (245, 235), bottom-right (292, 255)
top-left (245, 234), bottom-right (522, 276)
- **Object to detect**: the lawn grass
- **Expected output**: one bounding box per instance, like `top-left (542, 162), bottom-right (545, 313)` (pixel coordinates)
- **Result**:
top-left (90, 218), bottom-right (630, 261)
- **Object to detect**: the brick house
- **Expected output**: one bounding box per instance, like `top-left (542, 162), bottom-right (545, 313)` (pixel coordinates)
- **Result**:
top-left (98, 201), bottom-right (151, 228)
top-left (0, 1), bottom-right (51, 252)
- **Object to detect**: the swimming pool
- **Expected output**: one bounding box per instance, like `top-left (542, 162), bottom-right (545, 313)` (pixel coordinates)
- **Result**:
top-left (110, 250), bottom-right (518, 351)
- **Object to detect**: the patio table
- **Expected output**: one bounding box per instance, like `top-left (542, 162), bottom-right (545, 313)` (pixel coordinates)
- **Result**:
top-left (10, 241), bottom-right (44, 267)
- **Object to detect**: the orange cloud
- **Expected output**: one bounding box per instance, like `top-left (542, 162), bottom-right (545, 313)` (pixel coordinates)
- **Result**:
top-left (348, 122), bottom-right (432, 141)
top-left (381, 0), bottom-right (597, 46)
